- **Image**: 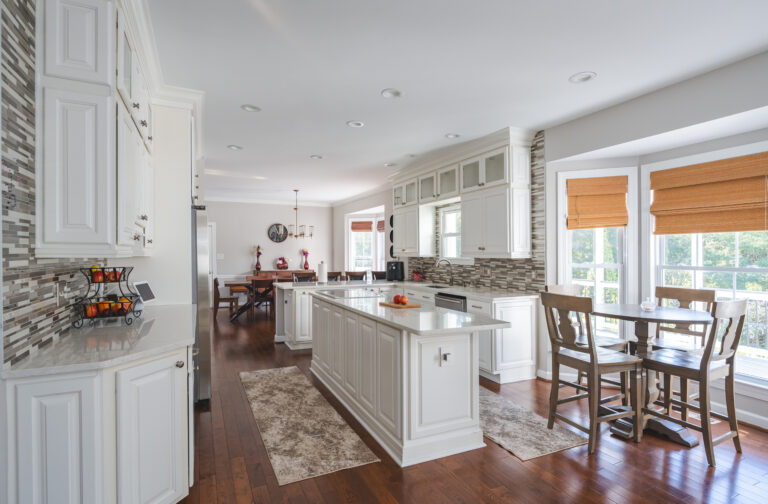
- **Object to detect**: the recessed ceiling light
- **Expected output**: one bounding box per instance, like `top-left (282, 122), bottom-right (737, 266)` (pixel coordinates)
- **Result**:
top-left (568, 71), bottom-right (597, 83)
top-left (240, 104), bottom-right (262, 112)
top-left (346, 120), bottom-right (365, 128)
top-left (227, 144), bottom-right (243, 150)
top-left (384, 162), bottom-right (397, 167)
top-left (310, 155), bottom-right (323, 160)
top-left (381, 88), bottom-right (402, 99)
top-left (445, 133), bottom-right (460, 139)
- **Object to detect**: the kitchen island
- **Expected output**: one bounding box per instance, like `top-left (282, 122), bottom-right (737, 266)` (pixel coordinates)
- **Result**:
top-left (309, 289), bottom-right (510, 466)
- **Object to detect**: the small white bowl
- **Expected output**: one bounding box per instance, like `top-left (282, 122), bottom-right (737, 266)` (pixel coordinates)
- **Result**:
top-left (640, 302), bottom-right (656, 312)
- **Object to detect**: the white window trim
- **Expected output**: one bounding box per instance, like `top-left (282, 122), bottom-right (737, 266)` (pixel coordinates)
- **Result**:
top-left (345, 214), bottom-right (385, 272)
top-left (557, 167), bottom-right (639, 338)
top-left (438, 204), bottom-right (473, 265)
top-left (641, 139), bottom-right (768, 393)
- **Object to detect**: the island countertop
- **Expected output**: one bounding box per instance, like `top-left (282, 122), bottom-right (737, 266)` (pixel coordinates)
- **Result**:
top-left (311, 290), bottom-right (510, 336)
top-left (1, 304), bottom-right (196, 379)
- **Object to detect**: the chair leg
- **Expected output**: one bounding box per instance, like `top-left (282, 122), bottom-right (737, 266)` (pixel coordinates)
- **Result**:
top-left (621, 371), bottom-right (628, 407)
top-left (725, 370), bottom-right (742, 453)
top-left (663, 373), bottom-right (672, 414)
top-left (631, 368), bottom-right (642, 443)
top-left (699, 379), bottom-right (715, 467)
top-left (679, 379), bottom-right (689, 421)
top-left (576, 370), bottom-right (585, 390)
top-left (213, 302), bottom-right (219, 319)
top-left (547, 361), bottom-right (560, 430)
top-left (587, 370), bottom-right (600, 454)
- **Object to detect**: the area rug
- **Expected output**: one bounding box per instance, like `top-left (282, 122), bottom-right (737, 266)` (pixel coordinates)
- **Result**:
top-left (480, 387), bottom-right (588, 460)
top-left (239, 366), bottom-right (379, 485)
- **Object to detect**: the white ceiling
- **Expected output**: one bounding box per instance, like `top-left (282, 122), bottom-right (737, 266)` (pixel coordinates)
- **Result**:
top-left (147, 0), bottom-right (768, 205)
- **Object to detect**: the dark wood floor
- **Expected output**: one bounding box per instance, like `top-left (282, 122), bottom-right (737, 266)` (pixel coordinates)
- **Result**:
top-left (181, 308), bottom-right (768, 504)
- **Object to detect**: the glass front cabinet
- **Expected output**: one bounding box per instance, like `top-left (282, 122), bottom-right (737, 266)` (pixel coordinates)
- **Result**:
top-left (393, 177), bottom-right (419, 208)
top-left (460, 147), bottom-right (509, 193)
top-left (419, 173), bottom-right (436, 203)
top-left (437, 165), bottom-right (459, 200)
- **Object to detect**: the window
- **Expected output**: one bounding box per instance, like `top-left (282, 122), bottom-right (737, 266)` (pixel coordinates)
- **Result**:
top-left (657, 231), bottom-right (768, 380)
top-left (346, 215), bottom-right (385, 272)
top-left (439, 205), bottom-right (462, 259)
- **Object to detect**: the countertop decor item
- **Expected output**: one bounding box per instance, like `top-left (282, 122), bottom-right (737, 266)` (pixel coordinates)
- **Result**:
top-left (301, 248), bottom-right (309, 270)
top-left (72, 266), bottom-right (142, 327)
top-left (288, 189), bottom-right (314, 239)
top-left (276, 257), bottom-right (290, 270)
top-left (268, 223), bottom-right (288, 243)
top-left (253, 244), bottom-right (263, 271)
top-left (412, 269), bottom-right (422, 282)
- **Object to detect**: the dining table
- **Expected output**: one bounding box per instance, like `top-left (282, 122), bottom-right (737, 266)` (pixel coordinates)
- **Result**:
top-left (225, 277), bottom-right (279, 322)
top-left (592, 303), bottom-right (714, 447)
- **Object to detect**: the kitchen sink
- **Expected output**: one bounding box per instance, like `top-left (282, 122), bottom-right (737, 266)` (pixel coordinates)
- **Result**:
top-left (425, 285), bottom-right (448, 289)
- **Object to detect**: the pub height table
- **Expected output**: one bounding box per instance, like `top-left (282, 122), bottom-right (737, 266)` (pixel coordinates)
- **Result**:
top-left (591, 304), bottom-right (714, 447)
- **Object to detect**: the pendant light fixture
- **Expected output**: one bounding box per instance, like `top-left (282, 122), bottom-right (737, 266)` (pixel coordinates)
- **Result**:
top-left (289, 189), bottom-right (314, 239)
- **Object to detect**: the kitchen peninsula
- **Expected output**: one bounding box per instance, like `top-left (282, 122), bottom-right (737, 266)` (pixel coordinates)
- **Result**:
top-left (309, 289), bottom-right (509, 466)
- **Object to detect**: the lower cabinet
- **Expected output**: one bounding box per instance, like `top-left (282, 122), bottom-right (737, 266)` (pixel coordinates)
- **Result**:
top-left (358, 316), bottom-right (377, 414)
top-left (2, 348), bottom-right (192, 504)
top-left (285, 289), bottom-right (314, 349)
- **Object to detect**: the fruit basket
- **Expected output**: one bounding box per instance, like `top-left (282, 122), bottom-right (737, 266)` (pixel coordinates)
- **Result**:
top-left (72, 266), bottom-right (143, 327)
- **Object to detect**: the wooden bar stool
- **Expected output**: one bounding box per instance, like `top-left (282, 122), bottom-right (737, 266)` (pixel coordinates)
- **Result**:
top-left (327, 271), bottom-right (342, 281)
top-left (292, 272), bottom-right (316, 282)
top-left (643, 299), bottom-right (747, 467)
top-left (345, 271), bottom-right (366, 281)
top-left (213, 278), bottom-right (239, 318)
top-left (371, 271), bottom-right (386, 280)
top-left (541, 291), bottom-right (643, 453)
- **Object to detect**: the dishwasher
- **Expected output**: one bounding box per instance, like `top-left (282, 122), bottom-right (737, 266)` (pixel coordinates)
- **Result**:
top-left (434, 292), bottom-right (467, 312)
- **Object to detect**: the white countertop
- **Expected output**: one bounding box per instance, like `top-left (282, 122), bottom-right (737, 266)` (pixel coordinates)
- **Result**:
top-left (312, 290), bottom-right (510, 336)
top-left (1, 304), bottom-right (196, 378)
top-left (274, 280), bottom-right (395, 290)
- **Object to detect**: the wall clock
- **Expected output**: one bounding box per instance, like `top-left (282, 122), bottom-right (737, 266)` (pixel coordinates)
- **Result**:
top-left (267, 223), bottom-right (288, 243)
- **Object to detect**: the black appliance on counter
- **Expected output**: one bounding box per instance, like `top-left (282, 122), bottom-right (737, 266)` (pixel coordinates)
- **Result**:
top-left (386, 261), bottom-right (404, 281)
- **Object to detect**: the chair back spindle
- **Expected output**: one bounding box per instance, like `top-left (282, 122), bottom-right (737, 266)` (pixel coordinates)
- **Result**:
top-left (541, 292), bottom-right (598, 361)
top-left (702, 299), bottom-right (747, 366)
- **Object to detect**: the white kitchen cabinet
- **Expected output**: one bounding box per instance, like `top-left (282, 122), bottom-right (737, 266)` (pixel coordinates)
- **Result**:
top-left (5, 371), bottom-right (103, 504)
top-left (376, 323), bottom-right (401, 437)
top-left (393, 206), bottom-right (434, 257)
top-left (116, 352), bottom-right (188, 504)
top-left (43, 0), bottom-right (114, 85)
top-left (358, 316), bottom-right (377, 415)
top-left (141, 151), bottom-right (154, 249)
top-left (392, 184), bottom-right (404, 207)
top-left (285, 289), bottom-right (313, 350)
top-left (330, 306), bottom-right (345, 382)
top-left (117, 100), bottom-right (144, 249)
top-left (460, 147), bottom-right (508, 193)
top-left (284, 290), bottom-right (295, 342)
top-left (342, 311), bottom-right (360, 396)
top-left (467, 300), bottom-right (493, 374)
top-left (117, 6), bottom-right (153, 150)
top-left (419, 172), bottom-right (437, 203)
top-left (461, 185), bottom-right (530, 259)
top-left (437, 164), bottom-right (459, 200)
top-left (311, 298), bottom-right (324, 365)
top-left (393, 178), bottom-right (418, 208)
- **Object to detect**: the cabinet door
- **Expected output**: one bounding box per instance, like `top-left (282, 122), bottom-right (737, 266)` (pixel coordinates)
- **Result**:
top-left (117, 353), bottom-right (188, 504)
top-left (404, 178), bottom-right (418, 205)
top-left (11, 372), bottom-right (102, 504)
top-left (393, 184), bottom-right (404, 207)
top-left (482, 148), bottom-right (508, 188)
top-left (42, 88), bottom-right (115, 246)
top-left (311, 299), bottom-right (324, 366)
top-left (130, 59), bottom-right (146, 127)
top-left (482, 187), bottom-right (510, 257)
top-left (494, 301), bottom-right (535, 372)
top-left (437, 165), bottom-right (459, 199)
top-left (403, 207), bottom-right (419, 255)
top-left (284, 291), bottom-right (294, 339)
top-left (467, 300), bottom-right (492, 373)
top-left (460, 157), bottom-right (481, 192)
top-left (376, 324), bottom-right (401, 436)
top-left (143, 152), bottom-right (154, 248)
top-left (44, 0), bottom-right (113, 85)
top-left (320, 305), bottom-right (332, 372)
top-left (294, 291), bottom-right (313, 342)
top-left (358, 316), bottom-right (377, 414)
top-left (343, 311), bottom-right (359, 396)
top-left (392, 211), bottom-right (405, 254)
top-left (117, 101), bottom-right (139, 247)
top-left (330, 307), bottom-right (345, 382)
top-left (460, 192), bottom-right (483, 256)
top-left (116, 7), bottom-right (133, 105)
top-left (419, 173), bottom-right (436, 203)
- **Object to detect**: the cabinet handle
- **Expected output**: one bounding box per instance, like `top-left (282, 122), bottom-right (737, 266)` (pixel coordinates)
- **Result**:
top-left (147, 239), bottom-right (153, 244)
top-left (471, 305), bottom-right (482, 309)
top-left (147, 136), bottom-right (153, 141)
top-left (140, 214), bottom-right (148, 220)
top-left (442, 352), bottom-right (451, 361)
top-left (479, 182), bottom-right (485, 186)
top-left (140, 120), bottom-right (148, 127)
top-left (132, 102), bottom-right (140, 109)
top-left (132, 233), bottom-right (142, 241)
top-left (175, 361), bottom-right (185, 368)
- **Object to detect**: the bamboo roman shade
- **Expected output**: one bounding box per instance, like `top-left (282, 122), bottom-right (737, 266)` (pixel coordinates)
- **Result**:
top-left (650, 152), bottom-right (768, 235)
top-left (376, 220), bottom-right (385, 232)
top-left (566, 176), bottom-right (628, 230)
top-left (350, 221), bottom-right (372, 232)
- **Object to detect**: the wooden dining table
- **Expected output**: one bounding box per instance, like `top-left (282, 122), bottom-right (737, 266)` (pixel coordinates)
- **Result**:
top-left (592, 303), bottom-right (714, 447)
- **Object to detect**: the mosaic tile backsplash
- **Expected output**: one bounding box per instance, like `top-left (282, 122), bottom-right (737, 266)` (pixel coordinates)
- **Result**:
top-left (408, 131), bottom-right (546, 293)
top-left (2, 0), bottom-right (99, 367)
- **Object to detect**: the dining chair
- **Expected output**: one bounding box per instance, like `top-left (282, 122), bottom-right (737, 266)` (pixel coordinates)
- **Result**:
top-left (643, 299), bottom-right (747, 467)
top-left (371, 271), bottom-right (387, 280)
top-left (545, 284), bottom-right (631, 405)
top-left (213, 278), bottom-right (239, 318)
top-left (345, 271), bottom-right (366, 281)
top-left (327, 271), bottom-right (342, 281)
top-left (292, 272), bottom-right (316, 282)
top-left (250, 279), bottom-right (276, 318)
top-left (654, 286), bottom-right (716, 421)
top-left (541, 291), bottom-right (643, 453)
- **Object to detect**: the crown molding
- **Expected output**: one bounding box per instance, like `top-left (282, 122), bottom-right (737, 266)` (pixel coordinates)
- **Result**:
top-left (389, 126), bottom-right (536, 182)
top-left (204, 194), bottom-right (332, 208)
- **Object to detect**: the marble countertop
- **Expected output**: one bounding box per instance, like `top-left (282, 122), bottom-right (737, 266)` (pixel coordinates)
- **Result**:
top-left (312, 290), bottom-right (510, 336)
top-left (274, 280), bottom-right (395, 290)
top-left (399, 281), bottom-right (539, 302)
top-left (1, 304), bottom-right (196, 379)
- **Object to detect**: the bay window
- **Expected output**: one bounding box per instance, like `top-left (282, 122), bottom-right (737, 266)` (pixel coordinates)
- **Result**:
top-left (347, 215), bottom-right (385, 272)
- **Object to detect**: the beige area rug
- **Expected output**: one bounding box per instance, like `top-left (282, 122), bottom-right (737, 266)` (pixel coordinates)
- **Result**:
top-left (239, 366), bottom-right (379, 485)
top-left (480, 387), bottom-right (588, 460)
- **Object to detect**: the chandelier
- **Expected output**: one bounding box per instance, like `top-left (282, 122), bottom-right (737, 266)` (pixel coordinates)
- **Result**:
top-left (289, 189), bottom-right (314, 239)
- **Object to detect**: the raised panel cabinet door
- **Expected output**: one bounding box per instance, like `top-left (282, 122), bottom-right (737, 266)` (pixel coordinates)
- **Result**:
top-left (482, 187), bottom-right (511, 257)
top-left (42, 87), bottom-right (115, 246)
top-left (343, 312), bottom-right (359, 396)
top-left (143, 153), bottom-right (154, 248)
top-left (321, 305), bottom-right (332, 373)
top-left (311, 299), bottom-right (324, 367)
top-left (460, 192), bottom-right (483, 256)
top-left (12, 372), bottom-right (102, 504)
top-left (376, 324), bottom-right (401, 436)
top-left (404, 207), bottom-right (419, 254)
top-left (283, 291), bottom-right (294, 340)
top-left (116, 7), bottom-right (133, 105)
top-left (358, 316), bottom-right (377, 414)
top-left (44, 0), bottom-right (114, 85)
top-left (494, 301), bottom-right (535, 371)
top-left (331, 307), bottom-right (345, 382)
top-left (467, 300), bottom-right (492, 373)
top-left (294, 291), bottom-right (313, 342)
top-left (117, 101), bottom-right (139, 247)
top-left (117, 353), bottom-right (188, 504)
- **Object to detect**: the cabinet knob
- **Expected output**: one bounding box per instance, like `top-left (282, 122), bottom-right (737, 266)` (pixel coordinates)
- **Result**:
top-left (140, 214), bottom-right (148, 220)
top-left (479, 182), bottom-right (485, 186)
top-left (147, 136), bottom-right (153, 141)
top-left (140, 120), bottom-right (148, 127)
top-left (175, 361), bottom-right (185, 368)
top-left (132, 233), bottom-right (142, 241)
top-left (147, 239), bottom-right (153, 244)
top-left (132, 102), bottom-right (140, 109)
top-left (442, 352), bottom-right (451, 361)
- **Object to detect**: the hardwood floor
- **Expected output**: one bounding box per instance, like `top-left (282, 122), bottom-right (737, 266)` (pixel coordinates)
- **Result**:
top-left (181, 308), bottom-right (768, 504)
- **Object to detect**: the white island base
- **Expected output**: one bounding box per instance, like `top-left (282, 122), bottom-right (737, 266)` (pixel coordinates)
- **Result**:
top-left (309, 293), bottom-right (509, 467)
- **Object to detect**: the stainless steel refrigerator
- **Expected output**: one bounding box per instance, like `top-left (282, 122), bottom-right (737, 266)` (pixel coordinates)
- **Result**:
top-left (192, 205), bottom-right (211, 403)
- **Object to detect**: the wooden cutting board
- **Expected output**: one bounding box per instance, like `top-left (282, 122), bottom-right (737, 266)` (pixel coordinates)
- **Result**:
top-left (379, 301), bottom-right (422, 309)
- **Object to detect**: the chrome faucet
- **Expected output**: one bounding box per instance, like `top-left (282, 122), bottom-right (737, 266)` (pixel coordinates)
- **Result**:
top-left (434, 258), bottom-right (454, 286)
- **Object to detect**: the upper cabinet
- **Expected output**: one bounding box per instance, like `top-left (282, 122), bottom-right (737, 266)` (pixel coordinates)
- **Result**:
top-left (419, 173), bottom-right (436, 203)
top-left (393, 177), bottom-right (418, 208)
top-left (461, 185), bottom-right (530, 259)
top-left (437, 165), bottom-right (459, 200)
top-left (460, 147), bottom-right (508, 193)
top-left (117, 7), bottom-right (153, 151)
